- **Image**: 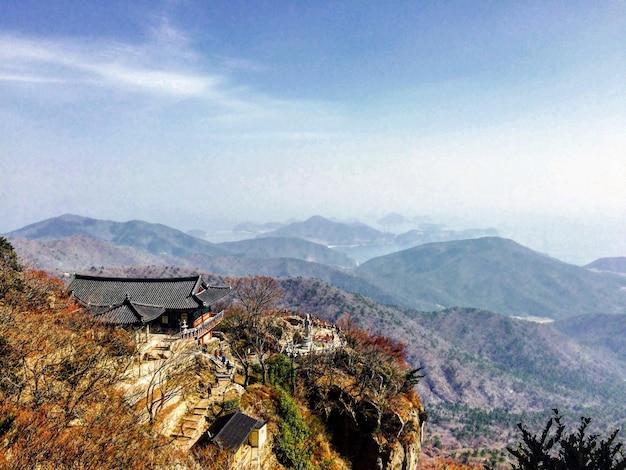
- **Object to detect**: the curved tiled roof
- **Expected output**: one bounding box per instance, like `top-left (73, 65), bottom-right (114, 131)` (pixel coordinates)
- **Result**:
top-left (94, 300), bottom-right (165, 325)
top-left (195, 285), bottom-right (232, 306)
top-left (68, 274), bottom-right (231, 325)
top-left (68, 274), bottom-right (230, 310)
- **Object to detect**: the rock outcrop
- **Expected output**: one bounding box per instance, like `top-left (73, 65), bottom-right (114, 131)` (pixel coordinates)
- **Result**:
top-left (313, 384), bottom-right (425, 470)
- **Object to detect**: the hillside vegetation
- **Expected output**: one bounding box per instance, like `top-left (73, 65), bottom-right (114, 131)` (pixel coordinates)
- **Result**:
top-left (554, 313), bottom-right (626, 364)
top-left (274, 276), bottom-right (626, 459)
top-left (0, 239), bottom-right (174, 468)
top-left (0, 239), bottom-right (425, 469)
top-left (76, 264), bottom-right (626, 466)
top-left (6, 215), bottom-right (626, 466)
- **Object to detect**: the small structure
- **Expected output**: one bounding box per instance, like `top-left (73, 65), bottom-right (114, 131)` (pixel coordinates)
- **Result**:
top-left (302, 313), bottom-right (313, 348)
top-left (209, 411), bottom-right (267, 468)
top-left (67, 274), bottom-right (230, 344)
top-left (283, 312), bottom-right (343, 357)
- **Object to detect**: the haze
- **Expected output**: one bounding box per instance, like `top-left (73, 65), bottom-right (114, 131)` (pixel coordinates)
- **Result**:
top-left (1, 1), bottom-right (625, 264)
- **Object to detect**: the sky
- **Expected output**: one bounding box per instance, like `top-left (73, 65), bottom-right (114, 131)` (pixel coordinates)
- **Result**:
top-left (1, 1), bottom-right (625, 263)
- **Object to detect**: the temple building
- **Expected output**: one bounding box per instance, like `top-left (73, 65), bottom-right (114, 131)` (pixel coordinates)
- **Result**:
top-left (67, 274), bottom-right (231, 344)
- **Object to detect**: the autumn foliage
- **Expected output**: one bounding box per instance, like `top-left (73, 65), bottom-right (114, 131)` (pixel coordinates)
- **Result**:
top-left (333, 314), bottom-right (423, 405)
top-left (0, 238), bottom-right (185, 469)
top-left (419, 459), bottom-right (483, 470)
top-left (1, 243), bottom-right (426, 469)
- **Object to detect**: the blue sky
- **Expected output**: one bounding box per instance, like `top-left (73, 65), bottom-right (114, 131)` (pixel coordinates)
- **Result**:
top-left (1, 1), bottom-right (625, 263)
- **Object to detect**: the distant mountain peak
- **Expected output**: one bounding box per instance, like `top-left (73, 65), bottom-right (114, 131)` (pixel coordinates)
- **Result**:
top-left (58, 213), bottom-right (87, 221)
top-left (585, 256), bottom-right (626, 274)
top-left (377, 212), bottom-right (409, 226)
top-left (357, 235), bottom-right (626, 319)
top-left (258, 215), bottom-right (395, 247)
top-left (7, 214), bottom-right (231, 257)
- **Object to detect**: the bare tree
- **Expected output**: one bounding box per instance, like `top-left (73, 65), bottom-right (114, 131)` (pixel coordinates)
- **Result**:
top-left (222, 276), bottom-right (285, 385)
top-left (223, 306), bottom-right (283, 385)
top-left (223, 308), bottom-right (254, 387)
top-left (0, 241), bottom-right (182, 468)
top-left (229, 276), bottom-right (283, 316)
top-left (248, 314), bottom-right (284, 384)
top-left (144, 340), bottom-right (198, 426)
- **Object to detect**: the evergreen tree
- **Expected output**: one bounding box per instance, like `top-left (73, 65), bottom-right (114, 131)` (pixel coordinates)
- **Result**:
top-left (507, 409), bottom-right (626, 470)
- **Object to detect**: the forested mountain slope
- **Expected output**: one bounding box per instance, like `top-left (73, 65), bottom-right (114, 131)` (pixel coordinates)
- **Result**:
top-left (554, 313), bottom-right (626, 364)
top-left (10, 235), bottom-right (188, 273)
top-left (274, 276), bottom-right (626, 452)
top-left (13, 250), bottom-right (626, 460)
top-left (217, 236), bottom-right (357, 268)
top-left (7, 214), bottom-right (232, 257)
top-left (10, 216), bottom-right (626, 321)
top-left (356, 237), bottom-right (626, 319)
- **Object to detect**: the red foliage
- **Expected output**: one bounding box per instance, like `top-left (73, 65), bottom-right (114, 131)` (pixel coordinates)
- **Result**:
top-left (338, 314), bottom-right (408, 364)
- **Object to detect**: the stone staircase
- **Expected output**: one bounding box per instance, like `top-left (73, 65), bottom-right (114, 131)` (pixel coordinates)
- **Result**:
top-left (171, 398), bottom-right (212, 448)
top-left (170, 364), bottom-right (237, 449)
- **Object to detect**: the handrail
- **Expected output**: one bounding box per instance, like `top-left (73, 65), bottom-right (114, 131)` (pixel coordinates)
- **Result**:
top-left (193, 310), bottom-right (213, 328)
top-left (177, 310), bottom-right (224, 340)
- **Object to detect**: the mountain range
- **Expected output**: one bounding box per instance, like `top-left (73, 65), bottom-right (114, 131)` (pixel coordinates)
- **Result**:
top-left (237, 214), bottom-right (499, 262)
top-left (356, 237), bottom-right (626, 319)
top-left (9, 213), bottom-right (231, 257)
top-left (5, 213), bottom-right (626, 455)
top-left (7, 214), bottom-right (626, 320)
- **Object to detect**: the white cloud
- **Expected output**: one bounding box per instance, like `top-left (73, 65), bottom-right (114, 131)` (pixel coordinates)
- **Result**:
top-left (0, 33), bottom-right (221, 98)
top-left (86, 61), bottom-right (217, 97)
top-left (0, 29), bottom-right (345, 137)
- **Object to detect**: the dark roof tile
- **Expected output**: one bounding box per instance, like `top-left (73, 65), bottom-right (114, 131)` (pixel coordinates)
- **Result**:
top-left (211, 411), bottom-right (265, 450)
top-left (68, 274), bottom-right (230, 310)
top-left (68, 274), bottom-right (231, 325)
top-left (94, 300), bottom-right (165, 325)
top-left (195, 285), bottom-right (231, 306)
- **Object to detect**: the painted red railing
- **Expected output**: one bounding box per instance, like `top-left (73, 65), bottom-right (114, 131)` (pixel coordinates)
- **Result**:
top-left (193, 311), bottom-right (214, 328)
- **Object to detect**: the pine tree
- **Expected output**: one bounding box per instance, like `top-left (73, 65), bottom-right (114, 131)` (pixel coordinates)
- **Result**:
top-left (507, 409), bottom-right (626, 470)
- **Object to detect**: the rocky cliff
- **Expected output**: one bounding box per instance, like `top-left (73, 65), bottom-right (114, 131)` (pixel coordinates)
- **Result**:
top-left (290, 319), bottom-right (426, 470)
top-left (319, 385), bottom-right (424, 469)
